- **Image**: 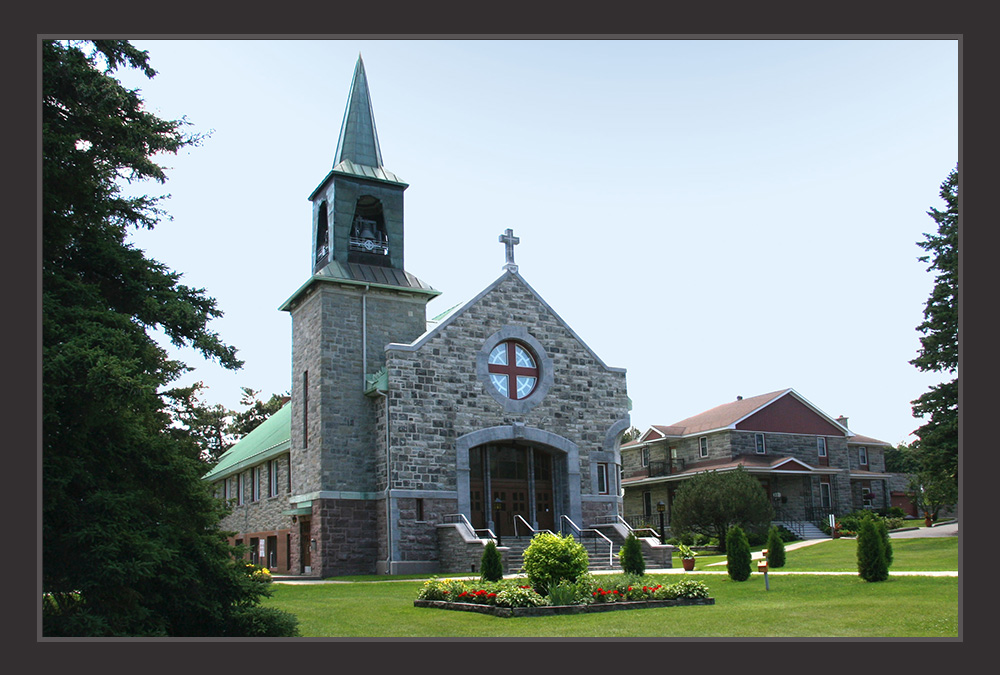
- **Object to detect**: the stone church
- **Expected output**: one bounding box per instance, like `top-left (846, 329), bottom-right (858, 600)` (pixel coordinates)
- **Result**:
top-left (205, 56), bottom-right (632, 577)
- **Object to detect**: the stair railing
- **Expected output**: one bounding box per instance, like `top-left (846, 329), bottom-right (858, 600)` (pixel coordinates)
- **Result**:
top-left (443, 513), bottom-right (496, 541)
top-left (561, 515), bottom-right (614, 568)
top-left (613, 514), bottom-right (660, 539)
top-left (512, 514), bottom-right (553, 539)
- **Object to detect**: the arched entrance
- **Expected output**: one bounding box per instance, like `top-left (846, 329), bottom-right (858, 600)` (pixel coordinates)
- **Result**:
top-left (469, 444), bottom-right (556, 536)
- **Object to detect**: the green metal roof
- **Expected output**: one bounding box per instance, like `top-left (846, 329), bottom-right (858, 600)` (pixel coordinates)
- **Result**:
top-left (203, 402), bottom-right (292, 482)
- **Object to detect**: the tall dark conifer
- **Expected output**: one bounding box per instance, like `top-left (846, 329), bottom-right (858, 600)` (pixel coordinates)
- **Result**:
top-left (42, 40), bottom-right (295, 636)
top-left (909, 167), bottom-right (959, 512)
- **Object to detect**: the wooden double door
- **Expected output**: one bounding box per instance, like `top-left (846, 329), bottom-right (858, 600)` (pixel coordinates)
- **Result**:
top-left (470, 444), bottom-right (555, 537)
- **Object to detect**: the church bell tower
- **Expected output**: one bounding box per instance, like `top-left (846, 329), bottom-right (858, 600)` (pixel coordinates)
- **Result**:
top-left (309, 55), bottom-right (408, 274)
top-left (279, 55), bottom-right (439, 577)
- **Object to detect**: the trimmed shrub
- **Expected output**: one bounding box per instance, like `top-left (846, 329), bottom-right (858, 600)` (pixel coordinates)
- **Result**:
top-left (856, 517), bottom-right (889, 582)
top-left (766, 525), bottom-right (786, 568)
top-left (480, 540), bottom-right (504, 582)
top-left (725, 525), bottom-right (752, 581)
top-left (520, 532), bottom-right (589, 596)
top-left (223, 605), bottom-right (300, 637)
top-left (875, 517), bottom-right (893, 567)
top-left (619, 533), bottom-right (646, 576)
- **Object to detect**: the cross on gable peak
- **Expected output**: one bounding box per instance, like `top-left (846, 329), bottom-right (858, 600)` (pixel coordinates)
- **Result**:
top-left (499, 228), bottom-right (520, 272)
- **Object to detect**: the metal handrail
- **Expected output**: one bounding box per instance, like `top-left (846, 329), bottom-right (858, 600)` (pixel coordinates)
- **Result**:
top-left (561, 515), bottom-right (614, 567)
top-left (512, 514), bottom-right (553, 538)
top-left (443, 513), bottom-right (496, 540)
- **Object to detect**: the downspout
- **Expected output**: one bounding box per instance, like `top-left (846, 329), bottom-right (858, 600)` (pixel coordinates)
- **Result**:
top-left (363, 284), bottom-right (393, 572)
top-left (377, 389), bottom-right (392, 572)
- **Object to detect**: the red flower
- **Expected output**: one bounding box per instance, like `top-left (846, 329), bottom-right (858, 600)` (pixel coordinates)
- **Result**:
top-left (488, 593), bottom-right (497, 598)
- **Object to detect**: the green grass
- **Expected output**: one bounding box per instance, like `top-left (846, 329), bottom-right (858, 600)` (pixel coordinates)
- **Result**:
top-left (265, 536), bottom-right (959, 637)
top-left (676, 537), bottom-right (958, 571)
top-left (263, 574), bottom-right (957, 637)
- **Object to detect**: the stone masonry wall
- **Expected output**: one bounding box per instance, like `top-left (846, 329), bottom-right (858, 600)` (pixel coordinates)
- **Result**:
top-left (385, 272), bottom-right (630, 565)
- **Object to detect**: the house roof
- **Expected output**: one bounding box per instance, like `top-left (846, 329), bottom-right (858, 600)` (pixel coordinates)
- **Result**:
top-left (847, 433), bottom-right (891, 447)
top-left (624, 388), bottom-right (891, 448)
top-left (202, 402), bottom-right (292, 482)
top-left (666, 389), bottom-right (792, 435)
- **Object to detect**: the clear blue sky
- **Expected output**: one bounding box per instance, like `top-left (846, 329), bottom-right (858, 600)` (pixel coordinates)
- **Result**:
top-left (117, 39), bottom-right (958, 447)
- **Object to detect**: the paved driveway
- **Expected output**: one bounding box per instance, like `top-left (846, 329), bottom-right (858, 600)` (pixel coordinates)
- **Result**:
top-left (890, 521), bottom-right (958, 538)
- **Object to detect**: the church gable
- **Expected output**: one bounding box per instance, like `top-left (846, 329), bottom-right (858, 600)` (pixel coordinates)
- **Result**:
top-left (734, 391), bottom-right (846, 436)
top-left (382, 268), bottom-right (629, 494)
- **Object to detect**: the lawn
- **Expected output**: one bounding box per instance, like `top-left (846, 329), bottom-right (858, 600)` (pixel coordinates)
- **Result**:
top-left (264, 538), bottom-right (958, 638)
top-left (685, 536), bottom-right (958, 571)
top-left (263, 574), bottom-right (957, 637)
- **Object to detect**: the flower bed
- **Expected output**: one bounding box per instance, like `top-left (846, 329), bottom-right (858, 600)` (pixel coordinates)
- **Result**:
top-left (414, 575), bottom-right (714, 618)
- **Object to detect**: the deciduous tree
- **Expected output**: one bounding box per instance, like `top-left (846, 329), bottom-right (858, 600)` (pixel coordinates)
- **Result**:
top-left (669, 467), bottom-right (774, 553)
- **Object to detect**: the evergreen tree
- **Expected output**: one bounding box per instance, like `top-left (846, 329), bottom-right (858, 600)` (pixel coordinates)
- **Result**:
top-left (619, 533), bottom-right (646, 576)
top-left (42, 40), bottom-right (295, 636)
top-left (875, 517), bottom-right (893, 567)
top-left (480, 541), bottom-right (504, 582)
top-left (725, 525), bottom-right (752, 582)
top-left (228, 387), bottom-right (289, 439)
top-left (765, 526), bottom-right (786, 568)
top-left (909, 167), bottom-right (958, 503)
top-left (856, 516), bottom-right (889, 582)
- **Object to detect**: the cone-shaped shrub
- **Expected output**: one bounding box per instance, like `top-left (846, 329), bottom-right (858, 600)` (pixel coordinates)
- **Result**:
top-left (876, 518), bottom-right (893, 567)
top-left (480, 540), bottom-right (504, 582)
top-left (856, 516), bottom-right (889, 582)
top-left (725, 525), bottom-right (752, 581)
top-left (766, 526), bottom-right (786, 568)
top-left (619, 533), bottom-right (645, 576)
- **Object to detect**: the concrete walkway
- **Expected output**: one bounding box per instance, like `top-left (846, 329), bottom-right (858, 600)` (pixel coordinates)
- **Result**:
top-left (273, 521), bottom-right (958, 584)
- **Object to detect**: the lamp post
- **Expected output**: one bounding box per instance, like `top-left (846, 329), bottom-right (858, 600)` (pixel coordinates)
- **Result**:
top-left (494, 496), bottom-right (503, 547)
top-left (657, 501), bottom-right (666, 544)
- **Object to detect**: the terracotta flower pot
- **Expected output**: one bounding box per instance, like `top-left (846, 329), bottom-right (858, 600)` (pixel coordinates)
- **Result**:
top-left (682, 558), bottom-right (695, 571)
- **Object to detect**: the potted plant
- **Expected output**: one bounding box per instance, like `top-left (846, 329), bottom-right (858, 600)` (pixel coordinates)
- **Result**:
top-left (676, 543), bottom-right (696, 571)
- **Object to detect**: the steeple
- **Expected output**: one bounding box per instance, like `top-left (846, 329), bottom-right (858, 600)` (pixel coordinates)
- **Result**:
top-left (287, 54), bottom-right (437, 299)
top-left (333, 55), bottom-right (383, 170)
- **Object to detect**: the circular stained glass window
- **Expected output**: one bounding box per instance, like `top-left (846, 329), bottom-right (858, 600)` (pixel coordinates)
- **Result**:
top-left (487, 340), bottom-right (539, 400)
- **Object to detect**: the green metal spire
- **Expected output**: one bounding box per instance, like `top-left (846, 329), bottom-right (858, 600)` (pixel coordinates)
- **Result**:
top-left (333, 54), bottom-right (383, 169)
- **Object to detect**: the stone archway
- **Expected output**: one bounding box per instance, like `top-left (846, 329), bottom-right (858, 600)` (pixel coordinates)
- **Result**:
top-left (456, 425), bottom-right (581, 533)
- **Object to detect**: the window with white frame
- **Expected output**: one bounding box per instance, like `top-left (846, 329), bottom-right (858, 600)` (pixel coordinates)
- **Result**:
top-left (597, 463), bottom-right (609, 495)
top-left (817, 437), bottom-right (827, 457)
top-left (755, 433), bottom-right (766, 454)
top-left (859, 446), bottom-right (868, 466)
top-left (641, 447), bottom-right (649, 467)
top-left (236, 474), bottom-right (245, 505)
top-left (862, 486), bottom-right (872, 508)
top-left (252, 466), bottom-right (261, 502)
top-left (268, 459), bottom-right (279, 497)
top-left (699, 437), bottom-right (708, 458)
top-left (820, 481), bottom-right (832, 508)
top-left (643, 491), bottom-right (652, 517)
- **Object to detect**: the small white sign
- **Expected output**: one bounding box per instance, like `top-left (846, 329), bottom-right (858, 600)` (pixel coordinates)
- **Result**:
top-left (829, 514), bottom-right (836, 528)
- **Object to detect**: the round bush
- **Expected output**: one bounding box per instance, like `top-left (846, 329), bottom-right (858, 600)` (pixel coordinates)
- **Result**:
top-left (520, 532), bottom-right (589, 595)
